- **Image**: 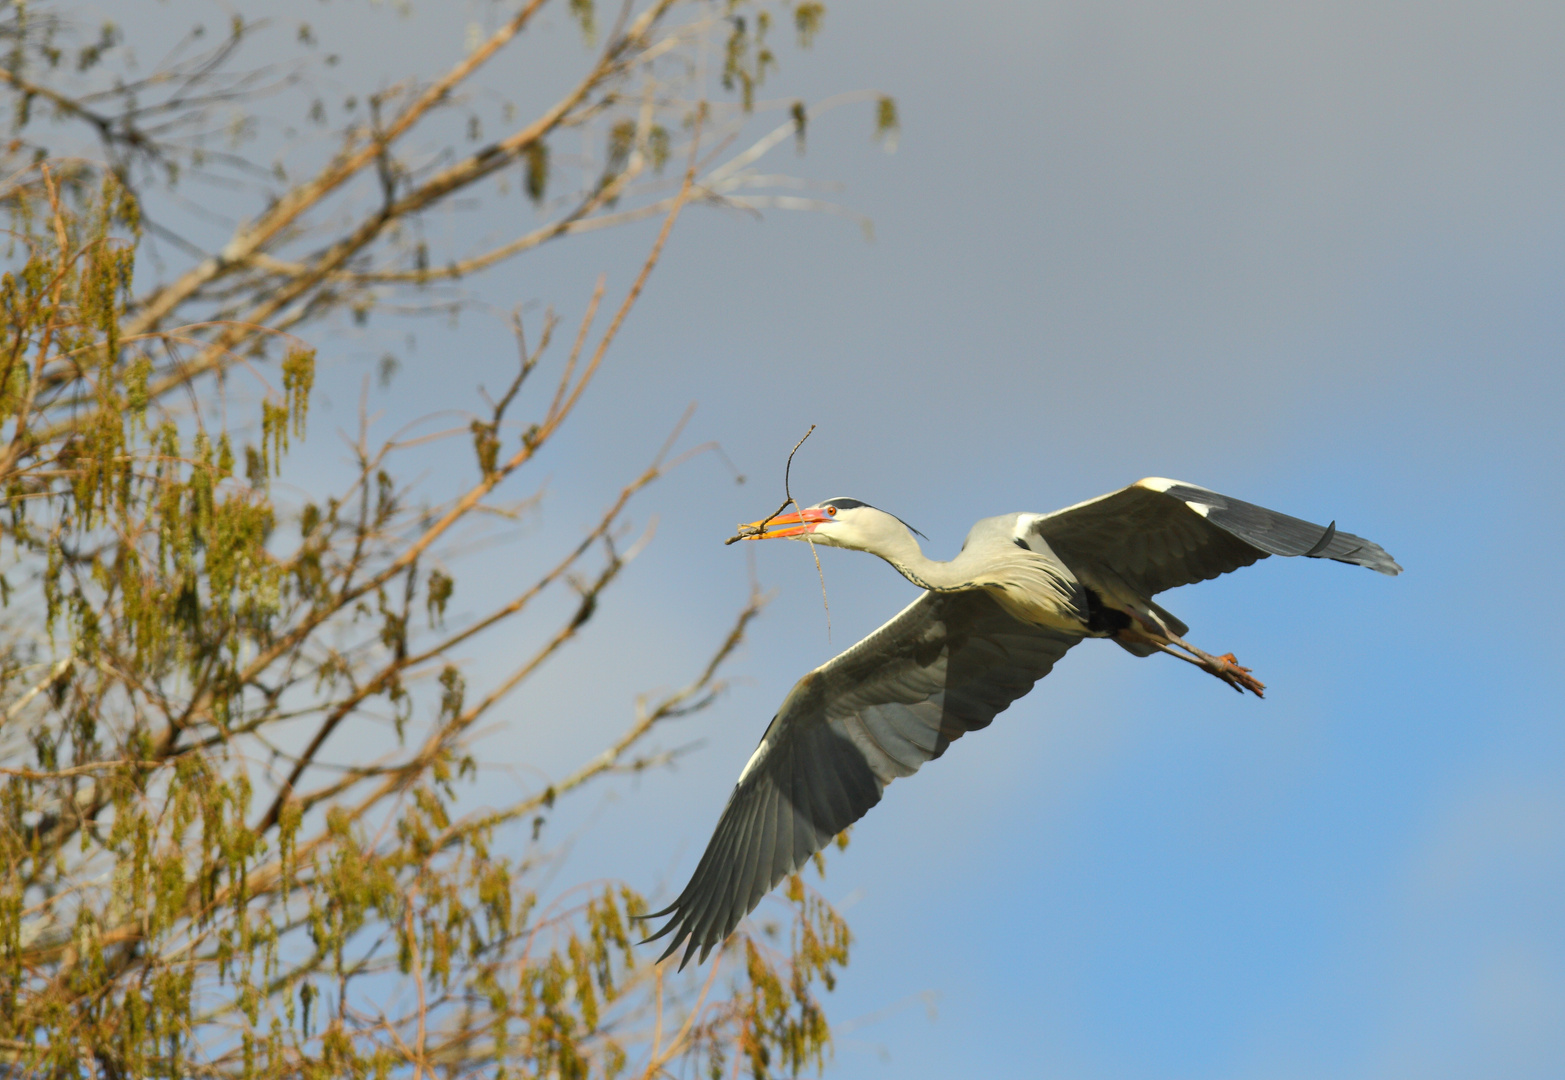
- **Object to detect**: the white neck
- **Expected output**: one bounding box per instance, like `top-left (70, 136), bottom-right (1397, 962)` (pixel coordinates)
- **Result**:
top-left (854, 527), bottom-right (990, 593)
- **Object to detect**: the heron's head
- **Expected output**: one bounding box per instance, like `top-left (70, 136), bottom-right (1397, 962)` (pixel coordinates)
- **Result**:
top-left (728, 498), bottom-right (924, 553)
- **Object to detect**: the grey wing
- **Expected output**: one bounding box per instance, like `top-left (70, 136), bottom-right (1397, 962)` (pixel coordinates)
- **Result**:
top-left (641, 590), bottom-right (1080, 969)
top-left (1034, 477), bottom-right (1402, 598)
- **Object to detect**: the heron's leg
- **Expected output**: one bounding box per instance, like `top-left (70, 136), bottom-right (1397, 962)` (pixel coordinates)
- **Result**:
top-left (1108, 605), bottom-right (1267, 697)
top-left (1119, 628), bottom-right (1266, 697)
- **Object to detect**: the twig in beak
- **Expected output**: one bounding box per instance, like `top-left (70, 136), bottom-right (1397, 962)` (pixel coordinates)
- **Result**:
top-left (722, 425), bottom-right (831, 640)
top-left (723, 424), bottom-right (815, 544)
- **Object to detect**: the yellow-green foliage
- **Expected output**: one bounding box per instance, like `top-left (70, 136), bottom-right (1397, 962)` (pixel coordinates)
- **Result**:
top-left (0, 2), bottom-right (869, 1070)
top-left (0, 168), bottom-right (850, 1079)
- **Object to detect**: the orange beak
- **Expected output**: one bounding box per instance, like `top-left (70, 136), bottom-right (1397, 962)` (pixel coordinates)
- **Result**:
top-left (726, 506), bottom-right (831, 544)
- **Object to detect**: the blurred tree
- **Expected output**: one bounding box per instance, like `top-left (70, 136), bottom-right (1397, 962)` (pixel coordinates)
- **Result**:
top-left (0, 1), bottom-right (893, 1075)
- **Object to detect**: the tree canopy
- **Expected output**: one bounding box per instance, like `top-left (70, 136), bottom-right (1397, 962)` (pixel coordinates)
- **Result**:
top-left (0, 2), bottom-right (893, 1075)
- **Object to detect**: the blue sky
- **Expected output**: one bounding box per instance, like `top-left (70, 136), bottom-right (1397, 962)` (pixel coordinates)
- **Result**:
top-left (116, 1), bottom-right (1565, 1075)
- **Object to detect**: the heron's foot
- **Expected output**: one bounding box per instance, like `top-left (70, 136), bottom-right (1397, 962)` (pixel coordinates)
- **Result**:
top-left (1143, 635), bottom-right (1268, 698)
top-left (1208, 653), bottom-right (1265, 697)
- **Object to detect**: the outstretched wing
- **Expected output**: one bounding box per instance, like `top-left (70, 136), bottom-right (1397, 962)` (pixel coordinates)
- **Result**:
top-left (1032, 477), bottom-right (1402, 598)
top-left (642, 590), bottom-right (1081, 969)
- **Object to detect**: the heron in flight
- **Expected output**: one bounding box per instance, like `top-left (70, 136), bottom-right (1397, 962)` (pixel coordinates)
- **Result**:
top-left (642, 478), bottom-right (1400, 968)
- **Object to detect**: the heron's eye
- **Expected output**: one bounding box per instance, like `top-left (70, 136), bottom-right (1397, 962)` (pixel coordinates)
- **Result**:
top-left (825, 506), bottom-right (837, 517)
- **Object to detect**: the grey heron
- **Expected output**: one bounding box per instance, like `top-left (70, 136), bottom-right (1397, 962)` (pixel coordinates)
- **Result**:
top-left (642, 477), bottom-right (1400, 968)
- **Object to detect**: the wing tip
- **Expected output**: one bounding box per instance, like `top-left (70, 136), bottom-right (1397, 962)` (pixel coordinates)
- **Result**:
top-left (1345, 551), bottom-right (1403, 576)
top-left (1318, 531), bottom-right (1403, 576)
top-left (639, 906), bottom-right (728, 972)
top-left (1150, 480), bottom-right (1404, 576)
top-left (634, 901), bottom-right (678, 922)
